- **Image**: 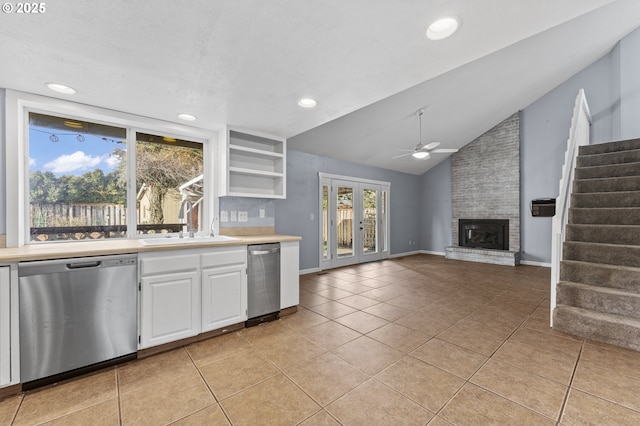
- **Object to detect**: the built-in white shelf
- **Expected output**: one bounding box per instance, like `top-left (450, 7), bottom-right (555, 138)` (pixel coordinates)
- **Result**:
top-left (218, 128), bottom-right (286, 199)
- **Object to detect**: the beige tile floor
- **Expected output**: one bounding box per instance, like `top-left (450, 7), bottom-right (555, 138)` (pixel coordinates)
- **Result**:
top-left (2, 254), bottom-right (640, 425)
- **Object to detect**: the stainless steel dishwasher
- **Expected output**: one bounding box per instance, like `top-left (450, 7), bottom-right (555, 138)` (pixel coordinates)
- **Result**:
top-left (19, 254), bottom-right (137, 388)
top-left (246, 243), bottom-right (280, 327)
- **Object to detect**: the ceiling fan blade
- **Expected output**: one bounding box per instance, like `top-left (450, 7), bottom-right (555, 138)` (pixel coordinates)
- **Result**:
top-left (424, 141), bottom-right (440, 150)
top-left (392, 152), bottom-right (412, 159)
top-left (431, 148), bottom-right (459, 153)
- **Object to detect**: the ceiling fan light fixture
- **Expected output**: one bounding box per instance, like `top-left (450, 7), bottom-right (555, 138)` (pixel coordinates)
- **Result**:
top-left (177, 113), bottom-right (197, 121)
top-left (412, 151), bottom-right (429, 159)
top-left (426, 17), bottom-right (460, 40)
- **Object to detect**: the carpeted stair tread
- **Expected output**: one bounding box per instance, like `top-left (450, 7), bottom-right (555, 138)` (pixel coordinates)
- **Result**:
top-left (575, 161), bottom-right (640, 179)
top-left (577, 149), bottom-right (640, 167)
top-left (566, 224), bottom-right (640, 245)
top-left (579, 138), bottom-right (640, 155)
top-left (563, 241), bottom-right (640, 268)
top-left (553, 305), bottom-right (640, 352)
top-left (560, 260), bottom-right (640, 291)
top-left (573, 176), bottom-right (640, 193)
top-left (569, 207), bottom-right (640, 225)
top-left (556, 281), bottom-right (640, 319)
top-left (571, 191), bottom-right (640, 208)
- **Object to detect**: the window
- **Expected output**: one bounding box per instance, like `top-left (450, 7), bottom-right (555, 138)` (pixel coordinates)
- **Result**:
top-left (135, 132), bottom-right (204, 235)
top-left (26, 111), bottom-right (208, 243)
top-left (28, 113), bottom-right (128, 241)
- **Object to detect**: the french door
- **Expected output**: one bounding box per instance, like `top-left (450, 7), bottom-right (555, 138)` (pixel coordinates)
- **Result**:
top-left (319, 174), bottom-right (390, 270)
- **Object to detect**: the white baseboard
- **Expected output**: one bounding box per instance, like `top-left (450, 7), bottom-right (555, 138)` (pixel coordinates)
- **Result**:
top-left (520, 260), bottom-right (551, 267)
top-left (389, 250), bottom-right (421, 258)
top-left (419, 250), bottom-right (446, 256)
top-left (299, 267), bottom-right (321, 275)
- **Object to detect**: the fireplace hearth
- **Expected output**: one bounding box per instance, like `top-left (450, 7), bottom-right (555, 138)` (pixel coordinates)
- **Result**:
top-left (459, 219), bottom-right (509, 251)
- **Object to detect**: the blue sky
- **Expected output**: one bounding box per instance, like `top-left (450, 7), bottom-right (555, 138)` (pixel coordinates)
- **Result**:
top-left (29, 126), bottom-right (124, 176)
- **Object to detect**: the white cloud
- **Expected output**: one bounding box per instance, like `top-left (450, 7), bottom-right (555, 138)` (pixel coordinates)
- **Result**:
top-left (104, 154), bottom-right (121, 169)
top-left (44, 151), bottom-right (103, 174)
top-left (29, 157), bottom-right (36, 167)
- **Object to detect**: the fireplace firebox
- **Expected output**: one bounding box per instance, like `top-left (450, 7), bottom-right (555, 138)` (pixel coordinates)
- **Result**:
top-left (459, 219), bottom-right (509, 251)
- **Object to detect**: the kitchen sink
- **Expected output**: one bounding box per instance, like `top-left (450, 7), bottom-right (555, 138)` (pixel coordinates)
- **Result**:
top-left (139, 235), bottom-right (240, 246)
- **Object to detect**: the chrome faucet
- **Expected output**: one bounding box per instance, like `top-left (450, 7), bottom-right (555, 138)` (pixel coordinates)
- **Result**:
top-left (178, 199), bottom-right (195, 238)
top-left (209, 216), bottom-right (218, 237)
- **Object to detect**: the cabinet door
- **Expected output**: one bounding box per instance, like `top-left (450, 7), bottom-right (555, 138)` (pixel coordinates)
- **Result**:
top-left (140, 271), bottom-right (200, 348)
top-left (0, 266), bottom-right (10, 386)
top-left (201, 265), bottom-right (247, 332)
top-left (280, 241), bottom-right (300, 309)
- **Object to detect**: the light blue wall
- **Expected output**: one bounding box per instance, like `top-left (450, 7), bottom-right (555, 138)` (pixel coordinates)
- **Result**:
top-left (519, 52), bottom-right (616, 263)
top-left (219, 197), bottom-right (275, 229)
top-left (0, 89), bottom-right (5, 235)
top-left (620, 27), bottom-right (640, 139)
top-left (419, 157), bottom-right (452, 253)
top-left (274, 149), bottom-right (421, 271)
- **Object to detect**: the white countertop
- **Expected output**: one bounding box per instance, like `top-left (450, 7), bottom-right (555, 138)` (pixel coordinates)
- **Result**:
top-left (0, 234), bottom-right (301, 262)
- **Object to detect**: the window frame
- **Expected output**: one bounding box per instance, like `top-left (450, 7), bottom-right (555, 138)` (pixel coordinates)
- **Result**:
top-left (5, 90), bottom-right (218, 247)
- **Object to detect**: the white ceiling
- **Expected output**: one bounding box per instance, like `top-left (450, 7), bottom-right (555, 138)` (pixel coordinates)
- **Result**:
top-left (1, 0), bottom-right (639, 175)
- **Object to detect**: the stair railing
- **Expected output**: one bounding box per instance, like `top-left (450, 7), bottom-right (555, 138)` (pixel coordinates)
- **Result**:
top-left (550, 88), bottom-right (592, 326)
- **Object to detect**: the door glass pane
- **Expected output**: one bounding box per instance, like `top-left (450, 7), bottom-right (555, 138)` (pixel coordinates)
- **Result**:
top-left (336, 186), bottom-right (353, 258)
top-left (322, 184), bottom-right (329, 260)
top-left (28, 112), bottom-right (127, 242)
top-left (381, 190), bottom-right (388, 252)
top-left (136, 132), bottom-right (204, 235)
top-left (363, 188), bottom-right (377, 254)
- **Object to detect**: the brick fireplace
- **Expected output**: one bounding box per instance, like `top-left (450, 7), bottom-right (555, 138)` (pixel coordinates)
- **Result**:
top-left (445, 113), bottom-right (521, 266)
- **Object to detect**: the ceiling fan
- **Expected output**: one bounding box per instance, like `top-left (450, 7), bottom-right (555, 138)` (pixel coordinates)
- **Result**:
top-left (393, 108), bottom-right (458, 160)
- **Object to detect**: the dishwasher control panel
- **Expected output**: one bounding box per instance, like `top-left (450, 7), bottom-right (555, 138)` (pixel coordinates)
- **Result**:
top-left (103, 257), bottom-right (137, 267)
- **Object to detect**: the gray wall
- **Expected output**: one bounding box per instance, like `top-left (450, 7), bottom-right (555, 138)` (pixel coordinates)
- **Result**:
top-left (419, 157), bottom-right (452, 253)
top-left (620, 27), bottom-right (640, 139)
top-left (275, 149), bottom-right (421, 271)
top-left (0, 89), bottom-right (5, 236)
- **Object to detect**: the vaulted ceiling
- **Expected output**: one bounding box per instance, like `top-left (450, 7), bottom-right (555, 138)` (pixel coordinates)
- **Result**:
top-left (1, 0), bottom-right (639, 174)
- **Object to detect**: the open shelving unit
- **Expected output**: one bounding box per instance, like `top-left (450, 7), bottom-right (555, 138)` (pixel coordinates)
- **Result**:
top-left (218, 128), bottom-right (286, 198)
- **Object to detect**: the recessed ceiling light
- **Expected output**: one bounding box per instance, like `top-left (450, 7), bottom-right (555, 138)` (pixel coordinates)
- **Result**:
top-left (162, 137), bottom-right (177, 143)
top-left (426, 17), bottom-right (460, 40)
top-left (177, 113), bottom-right (197, 121)
top-left (298, 98), bottom-right (317, 108)
top-left (412, 151), bottom-right (430, 159)
top-left (46, 83), bottom-right (76, 94)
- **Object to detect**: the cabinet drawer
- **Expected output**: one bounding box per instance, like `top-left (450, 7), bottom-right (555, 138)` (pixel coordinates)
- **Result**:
top-left (201, 247), bottom-right (247, 269)
top-left (140, 252), bottom-right (199, 276)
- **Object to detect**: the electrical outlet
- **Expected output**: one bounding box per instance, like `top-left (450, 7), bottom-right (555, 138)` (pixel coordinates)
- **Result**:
top-left (259, 208), bottom-right (265, 219)
top-left (230, 211), bottom-right (238, 222)
top-left (220, 211), bottom-right (229, 222)
top-left (238, 211), bottom-right (248, 222)
top-left (309, 213), bottom-right (314, 221)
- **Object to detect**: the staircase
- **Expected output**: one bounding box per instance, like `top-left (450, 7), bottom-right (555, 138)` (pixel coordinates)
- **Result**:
top-left (553, 138), bottom-right (640, 351)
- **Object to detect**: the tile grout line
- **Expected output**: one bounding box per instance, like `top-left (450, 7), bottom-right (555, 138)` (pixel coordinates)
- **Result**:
top-left (183, 343), bottom-right (236, 426)
top-left (115, 366), bottom-right (122, 426)
top-left (555, 339), bottom-right (585, 425)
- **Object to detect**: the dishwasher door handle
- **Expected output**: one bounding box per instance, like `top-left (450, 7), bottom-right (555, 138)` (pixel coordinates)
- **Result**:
top-left (66, 261), bottom-right (102, 269)
top-left (249, 248), bottom-right (280, 255)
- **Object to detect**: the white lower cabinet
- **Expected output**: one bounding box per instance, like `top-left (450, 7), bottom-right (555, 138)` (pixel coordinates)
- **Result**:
top-left (140, 270), bottom-right (201, 348)
top-left (201, 247), bottom-right (247, 332)
top-left (1, 264), bottom-right (18, 388)
top-left (139, 246), bottom-right (247, 349)
top-left (280, 241), bottom-right (300, 309)
top-left (1, 266), bottom-right (11, 386)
